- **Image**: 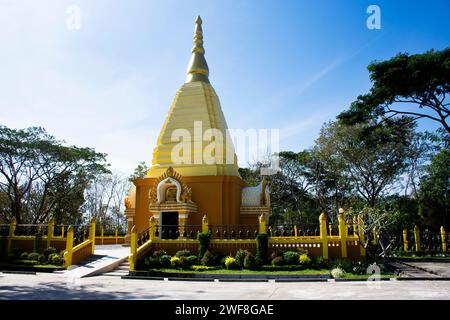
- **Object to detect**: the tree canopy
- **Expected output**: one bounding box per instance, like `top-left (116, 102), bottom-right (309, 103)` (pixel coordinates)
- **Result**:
top-left (338, 48), bottom-right (450, 134)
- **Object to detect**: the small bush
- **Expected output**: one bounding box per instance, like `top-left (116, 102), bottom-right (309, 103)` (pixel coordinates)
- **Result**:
top-left (332, 259), bottom-right (353, 273)
top-left (331, 267), bottom-right (345, 279)
top-left (271, 256), bottom-right (284, 266)
top-left (200, 250), bottom-right (216, 266)
top-left (20, 252), bottom-right (29, 259)
top-left (43, 247), bottom-right (57, 258)
top-left (243, 253), bottom-right (257, 270)
top-left (152, 249), bottom-right (167, 258)
top-left (175, 249), bottom-right (191, 257)
top-left (159, 255), bottom-right (171, 268)
top-left (235, 249), bottom-right (249, 268)
top-left (313, 256), bottom-right (329, 269)
top-left (283, 251), bottom-right (299, 265)
top-left (224, 256), bottom-right (238, 270)
top-left (49, 254), bottom-right (62, 265)
top-left (299, 254), bottom-right (311, 266)
top-left (38, 254), bottom-right (46, 264)
top-left (34, 231), bottom-right (43, 254)
top-left (351, 261), bottom-right (369, 275)
top-left (186, 255), bottom-right (198, 266)
top-left (48, 253), bottom-right (59, 264)
top-left (27, 252), bottom-right (40, 261)
top-left (145, 256), bottom-right (160, 268)
top-left (170, 256), bottom-right (181, 268)
top-left (197, 231), bottom-right (211, 258)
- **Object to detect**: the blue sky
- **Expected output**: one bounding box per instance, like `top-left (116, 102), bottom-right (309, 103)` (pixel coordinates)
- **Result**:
top-left (0, 0), bottom-right (449, 174)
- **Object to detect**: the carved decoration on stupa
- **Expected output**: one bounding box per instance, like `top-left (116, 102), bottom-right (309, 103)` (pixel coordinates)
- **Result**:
top-left (149, 167), bottom-right (192, 204)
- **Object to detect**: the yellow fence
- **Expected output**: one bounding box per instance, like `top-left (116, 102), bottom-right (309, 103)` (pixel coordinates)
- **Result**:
top-left (94, 225), bottom-right (126, 245)
top-left (128, 210), bottom-right (369, 271)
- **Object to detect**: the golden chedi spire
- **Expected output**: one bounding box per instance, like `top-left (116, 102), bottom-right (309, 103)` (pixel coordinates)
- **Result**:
top-left (147, 16), bottom-right (239, 178)
top-left (186, 15), bottom-right (210, 83)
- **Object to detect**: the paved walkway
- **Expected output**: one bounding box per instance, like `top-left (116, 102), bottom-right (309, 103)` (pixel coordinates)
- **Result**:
top-left (59, 245), bottom-right (129, 278)
top-left (0, 273), bottom-right (449, 300)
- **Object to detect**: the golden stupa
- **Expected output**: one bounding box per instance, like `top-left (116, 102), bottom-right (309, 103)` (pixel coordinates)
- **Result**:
top-left (124, 16), bottom-right (270, 240)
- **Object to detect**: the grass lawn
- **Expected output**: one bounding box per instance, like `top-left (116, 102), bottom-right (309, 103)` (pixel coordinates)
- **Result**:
top-left (143, 267), bottom-right (329, 275)
top-left (340, 272), bottom-right (396, 279)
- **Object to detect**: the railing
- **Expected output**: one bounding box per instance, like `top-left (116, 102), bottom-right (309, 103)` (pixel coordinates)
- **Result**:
top-left (209, 224), bottom-right (259, 240)
top-left (14, 224), bottom-right (44, 236)
top-left (270, 224), bottom-right (319, 237)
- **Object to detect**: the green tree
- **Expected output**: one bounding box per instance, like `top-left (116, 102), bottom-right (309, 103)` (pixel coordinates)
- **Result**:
top-left (338, 48), bottom-right (450, 135)
top-left (0, 125), bottom-right (109, 223)
top-left (129, 161), bottom-right (149, 181)
top-left (419, 149), bottom-right (450, 228)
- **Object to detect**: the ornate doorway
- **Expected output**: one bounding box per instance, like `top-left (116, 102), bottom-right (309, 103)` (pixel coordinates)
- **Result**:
top-left (161, 211), bottom-right (178, 239)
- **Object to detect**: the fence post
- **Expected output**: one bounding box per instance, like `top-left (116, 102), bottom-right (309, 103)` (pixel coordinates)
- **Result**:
top-left (89, 218), bottom-right (96, 255)
top-left (101, 225), bottom-right (104, 245)
top-left (441, 226), bottom-right (447, 252)
top-left (64, 226), bottom-right (74, 267)
top-left (258, 214), bottom-right (266, 234)
top-left (149, 216), bottom-right (156, 240)
top-left (202, 215), bottom-right (209, 233)
top-left (294, 225), bottom-right (298, 239)
top-left (129, 226), bottom-right (137, 271)
top-left (338, 208), bottom-right (347, 258)
top-left (319, 213), bottom-right (328, 260)
top-left (47, 219), bottom-right (55, 248)
top-left (358, 214), bottom-right (366, 257)
top-left (115, 226), bottom-right (119, 244)
top-left (403, 229), bottom-right (408, 252)
top-left (414, 225), bottom-right (421, 252)
top-left (61, 225), bottom-right (65, 238)
top-left (7, 218), bottom-right (16, 254)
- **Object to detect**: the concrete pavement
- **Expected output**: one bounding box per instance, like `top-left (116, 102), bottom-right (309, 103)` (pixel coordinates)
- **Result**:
top-left (1, 272), bottom-right (449, 300)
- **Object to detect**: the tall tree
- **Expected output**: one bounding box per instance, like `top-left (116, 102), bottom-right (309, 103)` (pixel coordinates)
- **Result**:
top-left (315, 119), bottom-right (415, 207)
top-left (0, 125), bottom-right (109, 223)
top-left (338, 48), bottom-right (450, 134)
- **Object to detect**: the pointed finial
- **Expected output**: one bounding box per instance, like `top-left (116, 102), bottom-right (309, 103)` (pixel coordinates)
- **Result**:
top-left (186, 15), bottom-right (210, 83)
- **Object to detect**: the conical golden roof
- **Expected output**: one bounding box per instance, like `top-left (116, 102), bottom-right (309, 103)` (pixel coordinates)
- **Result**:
top-left (147, 16), bottom-right (239, 178)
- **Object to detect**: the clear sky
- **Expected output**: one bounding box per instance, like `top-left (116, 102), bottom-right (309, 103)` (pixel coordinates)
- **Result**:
top-left (0, 0), bottom-right (449, 174)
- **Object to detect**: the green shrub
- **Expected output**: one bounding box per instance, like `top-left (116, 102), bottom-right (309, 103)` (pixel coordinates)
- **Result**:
top-left (224, 256), bottom-right (238, 270)
top-left (331, 267), bottom-right (345, 279)
top-left (351, 261), bottom-right (369, 275)
top-left (299, 254), bottom-right (311, 266)
top-left (38, 254), bottom-right (46, 264)
top-left (313, 256), bottom-right (329, 269)
top-left (332, 259), bottom-right (353, 272)
top-left (186, 255), bottom-right (198, 266)
top-left (175, 249), bottom-right (191, 257)
top-left (145, 256), bottom-right (160, 268)
top-left (48, 253), bottom-right (59, 264)
top-left (43, 247), bottom-right (57, 258)
top-left (243, 253), bottom-right (257, 269)
top-left (152, 249), bottom-right (167, 258)
top-left (256, 233), bottom-right (268, 265)
top-left (200, 250), bottom-right (216, 266)
top-left (34, 231), bottom-right (43, 254)
top-left (20, 252), bottom-right (29, 259)
top-left (271, 256), bottom-right (284, 266)
top-left (235, 249), bottom-right (249, 268)
top-left (197, 231), bottom-right (211, 258)
top-left (159, 255), bottom-right (171, 268)
top-left (283, 251), bottom-right (299, 265)
top-left (49, 254), bottom-right (62, 265)
top-left (27, 252), bottom-right (40, 261)
top-left (170, 256), bottom-right (181, 268)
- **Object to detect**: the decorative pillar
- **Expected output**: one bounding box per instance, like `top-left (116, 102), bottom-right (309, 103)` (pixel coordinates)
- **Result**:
top-left (115, 226), bottom-right (119, 244)
top-left (294, 225), bottom-right (298, 239)
top-left (149, 216), bottom-right (157, 240)
top-left (440, 226), bottom-right (447, 252)
top-left (64, 226), bottom-right (74, 267)
top-left (47, 219), bottom-right (55, 248)
top-left (178, 212), bottom-right (188, 238)
top-left (319, 213), bottom-right (328, 260)
top-left (403, 229), bottom-right (409, 252)
top-left (202, 215), bottom-right (209, 233)
top-left (358, 214), bottom-right (366, 257)
top-left (129, 226), bottom-right (137, 271)
top-left (258, 214), bottom-right (266, 234)
top-left (414, 225), bottom-right (421, 252)
top-left (338, 208), bottom-right (347, 258)
top-left (89, 218), bottom-right (96, 255)
top-left (7, 218), bottom-right (17, 254)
